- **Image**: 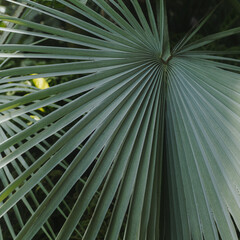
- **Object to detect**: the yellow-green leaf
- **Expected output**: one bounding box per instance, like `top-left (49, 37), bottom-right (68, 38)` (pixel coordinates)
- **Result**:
top-left (32, 75), bottom-right (49, 90)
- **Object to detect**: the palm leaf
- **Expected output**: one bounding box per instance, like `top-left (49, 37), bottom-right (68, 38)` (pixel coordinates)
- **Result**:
top-left (0, 0), bottom-right (240, 239)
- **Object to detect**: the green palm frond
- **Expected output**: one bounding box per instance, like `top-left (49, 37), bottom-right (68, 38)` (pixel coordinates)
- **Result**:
top-left (0, 0), bottom-right (240, 239)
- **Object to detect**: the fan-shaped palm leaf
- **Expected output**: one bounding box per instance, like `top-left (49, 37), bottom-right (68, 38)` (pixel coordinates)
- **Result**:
top-left (0, 0), bottom-right (240, 239)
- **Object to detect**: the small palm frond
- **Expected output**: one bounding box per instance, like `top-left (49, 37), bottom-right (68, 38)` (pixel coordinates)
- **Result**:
top-left (0, 0), bottom-right (240, 239)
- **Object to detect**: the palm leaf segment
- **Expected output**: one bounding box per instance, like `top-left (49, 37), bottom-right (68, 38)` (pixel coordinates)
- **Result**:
top-left (0, 0), bottom-right (240, 239)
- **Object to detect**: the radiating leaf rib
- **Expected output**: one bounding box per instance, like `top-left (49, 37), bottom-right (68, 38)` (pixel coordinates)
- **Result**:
top-left (167, 72), bottom-right (210, 240)
top-left (177, 91), bottom-right (238, 240)
top-left (176, 53), bottom-right (240, 65)
top-left (174, 58), bottom-right (240, 108)
top-left (0, 15), bottom-right (141, 52)
top-left (167, 58), bottom-right (240, 240)
top-left (146, 0), bottom-right (160, 46)
top-left (92, 0), bottom-right (135, 33)
top-left (131, 0), bottom-right (153, 35)
top-left (119, 0), bottom-right (157, 50)
top-left (0, 26), bottom-right (126, 51)
top-left (85, 70), bottom-right (162, 240)
top-left (0, 61), bottom-right (147, 112)
top-left (178, 27), bottom-right (240, 53)
top-left (165, 137), bottom-right (189, 240)
top-left (146, 107), bottom-right (165, 240)
top-left (173, 61), bottom-right (240, 228)
top-left (0, 53), bottom-right (130, 60)
top-left (166, 74), bottom-right (220, 240)
top-left (165, 81), bottom-right (191, 240)
top-left (141, 82), bottom-right (164, 240)
top-left (1, 73), bottom-right (150, 201)
top-left (98, 0), bottom-right (158, 53)
top-left (0, 37), bottom-right (48, 69)
top-left (0, 89), bottom-right (85, 123)
top-left (55, 64), bottom-right (161, 240)
top-left (110, 0), bottom-right (157, 52)
top-left (181, 84), bottom-right (240, 231)
top-left (176, 56), bottom-right (240, 72)
top-left (178, 50), bottom-right (240, 56)
top-left (169, 76), bottom-right (218, 240)
top-left (0, 58), bottom-right (136, 78)
top-left (0, 44), bottom-right (144, 59)
top-left (0, 61), bottom-right (151, 156)
top-left (60, 0), bottom-right (146, 48)
top-left (13, 61), bottom-right (158, 240)
top-left (123, 74), bottom-right (161, 240)
top-left (96, 0), bottom-right (154, 51)
top-left (166, 118), bottom-right (202, 240)
top-left (109, 0), bottom-right (142, 31)
top-left (6, 55), bottom-right (146, 211)
top-left (7, 0), bottom-right (144, 51)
